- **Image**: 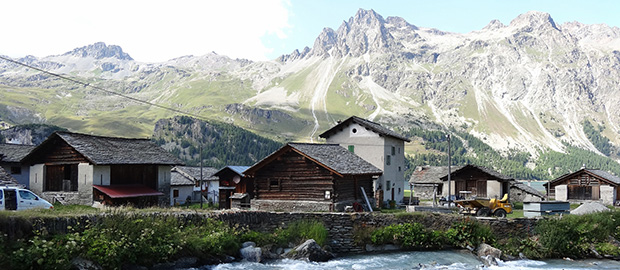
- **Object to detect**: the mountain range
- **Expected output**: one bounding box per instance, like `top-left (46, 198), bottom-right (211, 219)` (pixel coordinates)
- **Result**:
top-left (1, 9), bottom-right (620, 178)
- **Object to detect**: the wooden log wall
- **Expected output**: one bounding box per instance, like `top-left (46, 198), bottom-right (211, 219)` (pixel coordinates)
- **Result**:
top-left (254, 151), bottom-right (335, 202)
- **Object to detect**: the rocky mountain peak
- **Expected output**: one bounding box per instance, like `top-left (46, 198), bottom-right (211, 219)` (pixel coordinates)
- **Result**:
top-left (509, 11), bottom-right (559, 32)
top-left (62, 42), bottom-right (133, 60)
top-left (309, 8), bottom-right (399, 58)
top-left (482, 19), bottom-right (505, 31)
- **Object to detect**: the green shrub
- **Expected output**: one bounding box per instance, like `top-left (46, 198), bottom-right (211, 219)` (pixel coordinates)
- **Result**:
top-left (77, 215), bottom-right (183, 269)
top-left (500, 237), bottom-right (547, 259)
top-left (273, 220), bottom-right (329, 247)
top-left (445, 218), bottom-right (495, 248)
top-left (535, 211), bottom-right (620, 258)
top-left (596, 242), bottom-right (620, 257)
top-left (371, 223), bottom-right (444, 249)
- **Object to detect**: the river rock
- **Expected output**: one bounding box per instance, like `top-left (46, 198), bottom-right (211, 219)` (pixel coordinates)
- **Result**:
top-left (240, 241), bottom-right (263, 262)
top-left (477, 243), bottom-right (502, 266)
top-left (71, 257), bottom-right (102, 270)
top-left (284, 239), bottom-right (335, 262)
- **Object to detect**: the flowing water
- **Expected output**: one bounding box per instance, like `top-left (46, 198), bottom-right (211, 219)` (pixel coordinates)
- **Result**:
top-left (190, 250), bottom-right (620, 270)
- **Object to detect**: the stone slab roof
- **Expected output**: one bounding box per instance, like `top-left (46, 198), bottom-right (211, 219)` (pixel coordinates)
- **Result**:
top-left (319, 116), bottom-right (410, 142)
top-left (511, 182), bottom-right (544, 198)
top-left (0, 167), bottom-right (18, 186)
top-left (288, 143), bottom-right (383, 175)
top-left (44, 132), bottom-right (183, 165)
top-left (548, 168), bottom-right (620, 186)
top-left (246, 143), bottom-right (383, 177)
top-left (171, 166), bottom-right (218, 186)
top-left (410, 165), bottom-right (464, 184)
top-left (0, 144), bottom-right (36, 163)
top-left (440, 164), bottom-right (514, 182)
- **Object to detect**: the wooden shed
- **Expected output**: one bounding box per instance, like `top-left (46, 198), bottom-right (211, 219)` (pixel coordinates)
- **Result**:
top-left (214, 166), bottom-right (251, 209)
top-left (245, 143), bottom-right (382, 212)
top-left (440, 165), bottom-right (514, 199)
top-left (545, 168), bottom-right (620, 205)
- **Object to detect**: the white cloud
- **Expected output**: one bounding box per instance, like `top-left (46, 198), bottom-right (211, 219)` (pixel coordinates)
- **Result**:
top-left (0, 0), bottom-right (291, 62)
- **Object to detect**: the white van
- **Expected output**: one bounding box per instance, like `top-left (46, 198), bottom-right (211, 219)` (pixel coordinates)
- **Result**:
top-left (0, 187), bottom-right (53, 210)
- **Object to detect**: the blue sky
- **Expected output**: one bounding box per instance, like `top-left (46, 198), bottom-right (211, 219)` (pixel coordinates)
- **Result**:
top-left (266, 0), bottom-right (620, 59)
top-left (1, 0), bottom-right (619, 62)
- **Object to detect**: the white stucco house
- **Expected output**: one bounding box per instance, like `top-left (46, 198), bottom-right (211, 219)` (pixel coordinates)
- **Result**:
top-left (319, 116), bottom-right (410, 205)
top-left (170, 166), bottom-right (219, 205)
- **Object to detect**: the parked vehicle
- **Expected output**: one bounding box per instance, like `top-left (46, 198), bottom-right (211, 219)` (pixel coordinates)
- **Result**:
top-left (454, 194), bottom-right (512, 218)
top-left (0, 187), bottom-right (53, 210)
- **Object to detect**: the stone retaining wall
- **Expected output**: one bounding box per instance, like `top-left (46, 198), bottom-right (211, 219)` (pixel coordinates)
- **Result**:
top-left (0, 211), bottom-right (540, 254)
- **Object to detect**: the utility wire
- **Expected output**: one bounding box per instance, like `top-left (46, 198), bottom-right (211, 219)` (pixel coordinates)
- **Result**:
top-left (0, 55), bottom-right (208, 121)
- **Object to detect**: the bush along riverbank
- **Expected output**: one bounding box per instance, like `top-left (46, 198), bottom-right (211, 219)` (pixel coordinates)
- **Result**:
top-left (361, 211), bottom-right (620, 265)
top-left (2, 210), bottom-right (620, 269)
top-left (0, 214), bottom-right (330, 270)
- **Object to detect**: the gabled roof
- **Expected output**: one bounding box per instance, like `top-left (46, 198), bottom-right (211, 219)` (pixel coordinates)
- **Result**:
top-left (319, 116), bottom-right (411, 142)
top-left (0, 144), bottom-right (36, 163)
top-left (24, 132), bottom-right (183, 165)
top-left (171, 166), bottom-right (219, 186)
top-left (440, 164), bottom-right (514, 182)
top-left (410, 165), bottom-right (464, 184)
top-left (244, 143), bottom-right (383, 177)
top-left (511, 182), bottom-right (545, 198)
top-left (548, 168), bottom-right (620, 186)
top-left (214, 165), bottom-right (251, 178)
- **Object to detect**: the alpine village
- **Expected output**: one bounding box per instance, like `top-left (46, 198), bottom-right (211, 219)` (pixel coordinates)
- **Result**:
top-left (2, 7), bottom-right (620, 270)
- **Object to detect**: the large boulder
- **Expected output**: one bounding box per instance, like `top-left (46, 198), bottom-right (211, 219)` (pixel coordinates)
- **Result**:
top-left (240, 241), bottom-right (263, 262)
top-left (283, 239), bottom-right (335, 262)
top-left (477, 243), bottom-right (502, 266)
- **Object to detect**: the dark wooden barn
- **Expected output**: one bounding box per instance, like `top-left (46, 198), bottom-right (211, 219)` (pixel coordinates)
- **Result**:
top-left (440, 165), bottom-right (514, 199)
top-left (245, 143), bottom-right (382, 212)
top-left (214, 166), bottom-right (251, 209)
top-left (22, 132), bottom-right (182, 206)
top-left (545, 168), bottom-right (620, 204)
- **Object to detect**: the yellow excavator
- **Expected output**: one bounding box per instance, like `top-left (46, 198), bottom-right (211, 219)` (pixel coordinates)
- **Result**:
top-left (454, 194), bottom-right (512, 218)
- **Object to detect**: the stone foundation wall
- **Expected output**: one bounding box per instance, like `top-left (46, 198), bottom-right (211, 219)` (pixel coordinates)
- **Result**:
top-left (1, 211), bottom-right (540, 255)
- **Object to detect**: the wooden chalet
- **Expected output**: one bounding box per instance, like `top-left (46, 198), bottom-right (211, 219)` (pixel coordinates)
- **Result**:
top-left (22, 132), bottom-right (182, 207)
top-left (440, 165), bottom-right (514, 199)
top-left (244, 143), bottom-right (382, 212)
top-left (545, 168), bottom-right (620, 205)
top-left (214, 166), bottom-right (251, 209)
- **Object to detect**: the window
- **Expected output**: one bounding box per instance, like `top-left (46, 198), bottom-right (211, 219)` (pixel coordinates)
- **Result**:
top-left (173, 189), bottom-right (179, 198)
top-left (386, 155), bottom-right (391, 166)
top-left (386, 181), bottom-right (391, 191)
top-left (391, 146), bottom-right (395, 155)
top-left (348, 145), bottom-right (355, 153)
top-left (398, 166), bottom-right (401, 172)
top-left (269, 178), bottom-right (281, 190)
top-left (19, 190), bottom-right (37, 200)
top-left (10, 167), bottom-right (21, 175)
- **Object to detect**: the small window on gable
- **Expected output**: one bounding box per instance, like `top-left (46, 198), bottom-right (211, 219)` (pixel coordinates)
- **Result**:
top-left (269, 178), bottom-right (281, 190)
top-left (348, 145), bottom-right (355, 153)
top-left (10, 167), bottom-right (21, 175)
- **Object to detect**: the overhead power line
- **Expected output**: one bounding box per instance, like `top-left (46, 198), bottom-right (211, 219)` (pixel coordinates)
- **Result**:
top-left (0, 55), bottom-right (208, 121)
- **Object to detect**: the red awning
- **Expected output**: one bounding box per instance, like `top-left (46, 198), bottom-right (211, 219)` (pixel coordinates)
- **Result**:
top-left (93, 185), bottom-right (164, 198)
